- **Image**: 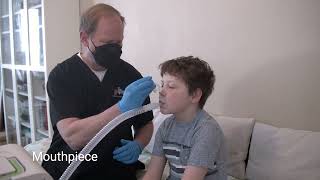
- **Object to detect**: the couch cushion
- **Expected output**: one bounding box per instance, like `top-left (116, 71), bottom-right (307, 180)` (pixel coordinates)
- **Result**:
top-left (214, 115), bottom-right (255, 179)
top-left (246, 122), bottom-right (320, 180)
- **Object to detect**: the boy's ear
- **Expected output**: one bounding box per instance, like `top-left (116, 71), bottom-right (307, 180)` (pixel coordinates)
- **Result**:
top-left (191, 88), bottom-right (202, 104)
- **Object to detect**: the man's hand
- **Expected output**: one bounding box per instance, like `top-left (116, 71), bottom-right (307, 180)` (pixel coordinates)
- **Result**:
top-left (118, 76), bottom-right (155, 113)
top-left (113, 139), bottom-right (143, 164)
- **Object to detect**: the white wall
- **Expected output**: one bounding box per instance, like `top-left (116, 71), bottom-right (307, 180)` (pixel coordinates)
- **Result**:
top-left (81, 0), bottom-right (320, 131)
top-left (44, 0), bottom-right (80, 73)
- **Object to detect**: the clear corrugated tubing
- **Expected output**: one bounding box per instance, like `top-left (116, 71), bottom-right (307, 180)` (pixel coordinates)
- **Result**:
top-left (59, 103), bottom-right (159, 180)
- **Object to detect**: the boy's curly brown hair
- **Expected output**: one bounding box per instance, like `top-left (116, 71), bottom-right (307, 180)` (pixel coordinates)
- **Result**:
top-left (159, 56), bottom-right (215, 109)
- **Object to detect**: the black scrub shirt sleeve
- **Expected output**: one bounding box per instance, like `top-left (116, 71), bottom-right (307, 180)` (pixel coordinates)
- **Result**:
top-left (132, 96), bottom-right (154, 130)
top-left (47, 68), bottom-right (85, 126)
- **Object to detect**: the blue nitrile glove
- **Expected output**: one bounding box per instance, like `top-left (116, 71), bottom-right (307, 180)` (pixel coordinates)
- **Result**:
top-left (113, 139), bottom-right (143, 164)
top-left (118, 76), bottom-right (155, 113)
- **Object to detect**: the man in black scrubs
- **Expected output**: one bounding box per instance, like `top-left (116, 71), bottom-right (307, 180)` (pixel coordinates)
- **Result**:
top-left (42, 3), bottom-right (155, 180)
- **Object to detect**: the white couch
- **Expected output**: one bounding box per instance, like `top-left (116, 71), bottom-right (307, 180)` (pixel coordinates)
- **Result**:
top-left (25, 109), bottom-right (320, 180)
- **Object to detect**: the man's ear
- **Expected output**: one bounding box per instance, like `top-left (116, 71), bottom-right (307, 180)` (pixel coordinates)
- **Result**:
top-left (191, 88), bottom-right (202, 104)
top-left (80, 31), bottom-right (89, 47)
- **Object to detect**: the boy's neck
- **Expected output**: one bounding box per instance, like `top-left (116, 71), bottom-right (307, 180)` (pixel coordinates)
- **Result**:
top-left (174, 105), bottom-right (200, 123)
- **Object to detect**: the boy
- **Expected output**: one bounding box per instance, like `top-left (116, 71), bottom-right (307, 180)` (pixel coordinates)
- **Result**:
top-left (143, 56), bottom-right (227, 180)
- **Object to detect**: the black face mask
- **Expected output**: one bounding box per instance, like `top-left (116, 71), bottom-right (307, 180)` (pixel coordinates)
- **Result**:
top-left (89, 40), bottom-right (122, 69)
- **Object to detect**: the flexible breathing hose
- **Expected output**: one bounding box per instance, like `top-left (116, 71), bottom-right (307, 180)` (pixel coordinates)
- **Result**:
top-left (59, 103), bottom-right (159, 180)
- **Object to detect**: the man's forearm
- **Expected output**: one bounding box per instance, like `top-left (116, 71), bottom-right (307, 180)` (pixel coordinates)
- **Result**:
top-left (57, 104), bottom-right (121, 150)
